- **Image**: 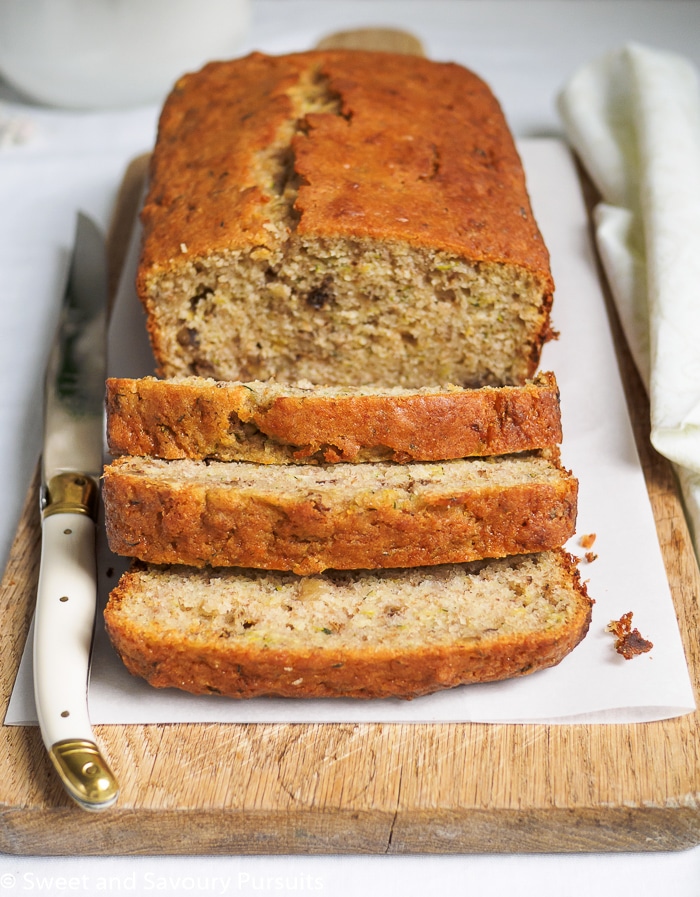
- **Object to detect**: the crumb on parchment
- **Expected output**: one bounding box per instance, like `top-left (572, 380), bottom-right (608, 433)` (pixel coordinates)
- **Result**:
top-left (579, 533), bottom-right (597, 549)
top-left (607, 611), bottom-right (653, 660)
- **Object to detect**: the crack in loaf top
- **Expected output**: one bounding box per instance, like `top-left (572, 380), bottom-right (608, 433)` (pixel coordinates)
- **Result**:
top-left (139, 49), bottom-right (552, 284)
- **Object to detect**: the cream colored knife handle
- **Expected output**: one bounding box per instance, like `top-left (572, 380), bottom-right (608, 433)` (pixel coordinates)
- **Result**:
top-left (34, 510), bottom-right (119, 810)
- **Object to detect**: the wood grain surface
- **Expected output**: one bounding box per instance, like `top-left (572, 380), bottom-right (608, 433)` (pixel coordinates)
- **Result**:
top-left (1, 29), bottom-right (700, 856)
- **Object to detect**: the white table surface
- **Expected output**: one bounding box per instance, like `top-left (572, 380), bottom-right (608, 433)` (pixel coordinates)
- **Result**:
top-left (2, 1), bottom-right (700, 892)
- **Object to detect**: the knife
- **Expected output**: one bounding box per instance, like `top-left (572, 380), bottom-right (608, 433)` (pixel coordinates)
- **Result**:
top-left (33, 212), bottom-right (119, 810)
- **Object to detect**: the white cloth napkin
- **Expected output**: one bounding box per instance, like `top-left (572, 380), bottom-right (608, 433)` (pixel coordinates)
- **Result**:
top-left (558, 43), bottom-right (700, 562)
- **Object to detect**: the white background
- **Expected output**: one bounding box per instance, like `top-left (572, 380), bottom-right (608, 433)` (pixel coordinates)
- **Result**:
top-left (2, 1), bottom-right (700, 893)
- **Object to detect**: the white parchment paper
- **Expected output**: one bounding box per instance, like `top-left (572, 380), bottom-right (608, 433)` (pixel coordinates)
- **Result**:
top-left (6, 138), bottom-right (695, 725)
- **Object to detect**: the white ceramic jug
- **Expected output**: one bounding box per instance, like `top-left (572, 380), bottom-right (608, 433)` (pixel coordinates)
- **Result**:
top-left (0, 0), bottom-right (251, 108)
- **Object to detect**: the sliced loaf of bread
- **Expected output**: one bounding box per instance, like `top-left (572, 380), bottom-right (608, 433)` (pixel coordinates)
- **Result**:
top-left (104, 550), bottom-right (592, 699)
top-left (105, 372), bottom-right (562, 464)
top-left (102, 452), bottom-right (577, 574)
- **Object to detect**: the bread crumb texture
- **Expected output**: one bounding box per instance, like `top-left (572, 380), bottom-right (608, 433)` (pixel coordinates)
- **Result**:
top-left (104, 550), bottom-right (592, 699)
top-left (138, 50), bottom-right (554, 388)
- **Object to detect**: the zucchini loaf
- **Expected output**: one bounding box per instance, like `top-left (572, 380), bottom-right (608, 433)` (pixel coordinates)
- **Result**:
top-left (138, 49), bottom-right (554, 388)
top-left (102, 452), bottom-right (577, 574)
top-left (105, 372), bottom-right (562, 464)
top-left (104, 550), bottom-right (592, 699)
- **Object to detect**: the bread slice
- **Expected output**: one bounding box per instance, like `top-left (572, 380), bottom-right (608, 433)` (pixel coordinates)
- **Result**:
top-left (102, 452), bottom-right (577, 574)
top-left (103, 550), bottom-right (592, 699)
top-left (105, 372), bottom-right (562, 464)
top-left (138, 50), bottom-right (554, 388)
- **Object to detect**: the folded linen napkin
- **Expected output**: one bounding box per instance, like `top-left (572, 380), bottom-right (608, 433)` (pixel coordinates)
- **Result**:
top-left (558, 43), bottom-right (700, 562)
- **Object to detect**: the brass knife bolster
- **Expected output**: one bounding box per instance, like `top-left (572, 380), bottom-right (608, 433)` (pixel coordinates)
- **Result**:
top-left (49, 740), bottom-right (119, 810)
top-left (43, 472), bottom-right (99, 519)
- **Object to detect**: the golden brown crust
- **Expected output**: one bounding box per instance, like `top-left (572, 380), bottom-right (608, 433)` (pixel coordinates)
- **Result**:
top-left (105, 373), bottom-right (563, 463)
top-left (139, 50), bottom-right (552, 277)
top-left (291, 52), bottom-right (551, 268)
top-left (102, 456), bottom-right (578, 574)
top-left (138, 52), bottom-right (308, 274)
top-left (104, 551), bottom-right (592, 699)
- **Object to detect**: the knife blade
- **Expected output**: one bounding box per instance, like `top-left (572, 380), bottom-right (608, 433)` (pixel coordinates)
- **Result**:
top-left (34, 212), bottom-right (119, 810)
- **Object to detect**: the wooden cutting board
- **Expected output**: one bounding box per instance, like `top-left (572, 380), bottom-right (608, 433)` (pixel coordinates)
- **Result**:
top-left (2, 29), bottom-right (700, 856)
